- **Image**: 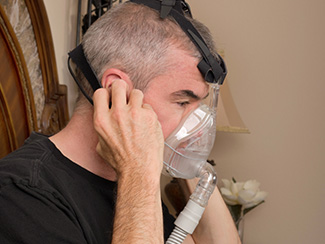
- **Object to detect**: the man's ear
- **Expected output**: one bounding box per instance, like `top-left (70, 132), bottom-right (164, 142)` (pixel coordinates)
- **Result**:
top-left (101, 68), bottom-right (133, 90)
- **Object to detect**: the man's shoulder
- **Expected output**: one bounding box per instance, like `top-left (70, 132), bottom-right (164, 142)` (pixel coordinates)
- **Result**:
top-left (0, 132), bottom-right (58, 187)
top-left (1, 132), bottom-right (52, 165)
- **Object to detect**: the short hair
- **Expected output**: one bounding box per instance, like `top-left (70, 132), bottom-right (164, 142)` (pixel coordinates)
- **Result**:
top-left (74, 2), bottom-right (217, 110)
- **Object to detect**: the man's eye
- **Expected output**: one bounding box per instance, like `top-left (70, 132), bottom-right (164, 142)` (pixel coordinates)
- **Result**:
top-left (177, 101), bottom-right (190, 107)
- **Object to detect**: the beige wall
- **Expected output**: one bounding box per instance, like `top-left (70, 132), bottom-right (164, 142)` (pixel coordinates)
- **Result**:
top-left (187, 0), bottom-right (325, 243)
top-left (44, 0), bottom-right (325, 243)
top-left (43, 0), bottom-right (80, 116)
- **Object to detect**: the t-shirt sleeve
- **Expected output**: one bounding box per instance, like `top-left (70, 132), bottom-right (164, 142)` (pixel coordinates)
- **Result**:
top-left (162, 200), bottom-right (176, 241)
top-left (0, 183), bottom-right (88, 244)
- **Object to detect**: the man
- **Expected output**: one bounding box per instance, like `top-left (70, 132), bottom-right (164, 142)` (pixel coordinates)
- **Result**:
top-left (0, 1), bottom-right (240, 243)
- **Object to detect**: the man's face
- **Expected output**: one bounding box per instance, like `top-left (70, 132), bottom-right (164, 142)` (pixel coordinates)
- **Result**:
top-left (143, 49), bottom-right (209, 139)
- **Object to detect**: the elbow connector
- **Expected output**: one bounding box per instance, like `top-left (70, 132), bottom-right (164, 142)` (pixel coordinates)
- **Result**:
top-left (190, 162), bottom-right (217, 207)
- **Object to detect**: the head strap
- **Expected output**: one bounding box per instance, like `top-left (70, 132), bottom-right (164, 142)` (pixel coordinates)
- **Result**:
top-left (68, 44), bottom-right (102, 104)
top-left (68, 0), bottom-right (227, 104)
top-left (129, 0), bottom-right (227, 84)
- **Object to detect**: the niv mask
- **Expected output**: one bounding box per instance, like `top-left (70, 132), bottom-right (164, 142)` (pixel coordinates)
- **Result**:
top-left (163, 84), bottom-right (219, 179)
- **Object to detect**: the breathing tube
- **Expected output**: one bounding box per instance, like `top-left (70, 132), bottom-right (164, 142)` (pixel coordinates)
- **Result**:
top-left (166, 162), bottom-right (217, 243)
top-left (166, 165), bottom-right (217, 243)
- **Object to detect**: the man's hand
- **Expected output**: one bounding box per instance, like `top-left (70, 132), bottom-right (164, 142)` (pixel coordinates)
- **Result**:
top-left (93, 79), bottom-right (164, 181)
top-left (93, 79), bottom-right (164, 243)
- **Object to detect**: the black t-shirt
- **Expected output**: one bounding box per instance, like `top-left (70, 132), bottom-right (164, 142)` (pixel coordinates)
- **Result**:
top-left (0, 133), bottom-right (175, 243)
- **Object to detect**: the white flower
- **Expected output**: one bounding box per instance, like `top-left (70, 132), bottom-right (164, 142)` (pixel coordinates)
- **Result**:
top-left (220, 179), bottom-right (268, 209)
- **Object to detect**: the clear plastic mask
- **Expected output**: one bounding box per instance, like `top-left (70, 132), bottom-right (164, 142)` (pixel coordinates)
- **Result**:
top-left (163, 84), bottom-right (219, 179)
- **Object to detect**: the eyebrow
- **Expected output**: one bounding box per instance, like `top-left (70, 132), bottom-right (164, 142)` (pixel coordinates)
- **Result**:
top-left (171, 90), bottom-right (209, 100)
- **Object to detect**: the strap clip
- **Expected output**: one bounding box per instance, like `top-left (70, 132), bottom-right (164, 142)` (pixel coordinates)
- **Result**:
top-left (160, 0), bottom-right (176, 18)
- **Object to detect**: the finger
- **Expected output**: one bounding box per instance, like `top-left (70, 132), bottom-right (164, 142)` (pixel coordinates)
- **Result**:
top-left (93, 88), bottom-right (110, 116)
top-left (128, 89), bottom-right (144, 107)
top-left (96, 143), bottom-right (111, 165)
top-left (142, 103), bottom-right (154, 110)
top-left (96, 142), bottom-right (103, 157)
top-left (111, 79), bottom-right (129, 109)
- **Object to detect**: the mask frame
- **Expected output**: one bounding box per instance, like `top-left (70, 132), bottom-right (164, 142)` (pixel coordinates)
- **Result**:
top-left (162, 83), bottom-right (219, 179)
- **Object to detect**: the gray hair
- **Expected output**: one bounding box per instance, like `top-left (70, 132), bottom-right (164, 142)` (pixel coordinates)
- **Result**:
top-left (75, 2), bottom-right (217, 109)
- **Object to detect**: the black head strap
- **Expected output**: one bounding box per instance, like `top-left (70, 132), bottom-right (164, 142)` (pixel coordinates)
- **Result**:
top-left (68, 44), bottom-right (102, 104)
top-left (67, 0), bottom-right (226, 105)
top-left (130, 0), bottom-right (227, 84)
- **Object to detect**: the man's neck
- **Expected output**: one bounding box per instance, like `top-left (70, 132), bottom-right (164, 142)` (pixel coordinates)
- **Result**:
top-left (49, 109), bottom-right (117, 181)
